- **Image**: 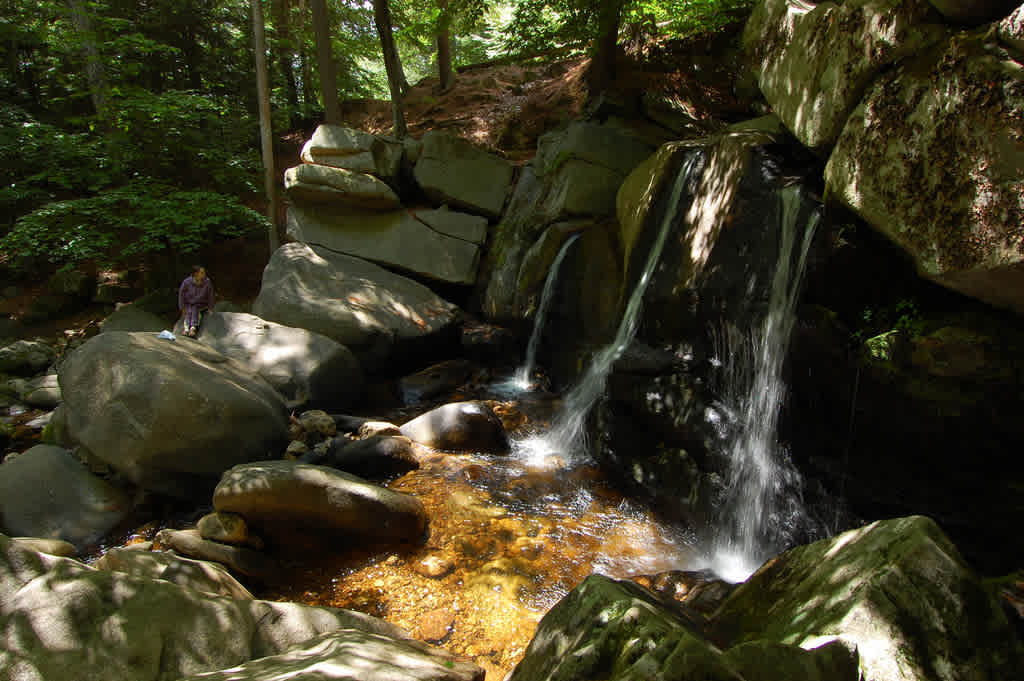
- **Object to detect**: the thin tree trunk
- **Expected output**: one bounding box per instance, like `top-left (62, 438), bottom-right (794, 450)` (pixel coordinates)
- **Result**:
top-left (65, 0), bottom-right (110, 124)
top-left (298, 0), bottom-right (314, 118)
top-left (252, 0), bottom-right (281, 253)
top-left (587, 0), bottom-right (625, 95)
top-left (373, 0), bottom-right (406, 137)
top-left (310, 0), bottom-right (340, 123)
top-left (272, 0), bottom-right (300, 114)
top-left (437, 0), bottom-right (453, 92)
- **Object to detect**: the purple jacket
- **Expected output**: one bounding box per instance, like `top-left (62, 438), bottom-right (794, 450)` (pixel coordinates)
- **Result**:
top-left (178, 275), bottom-right (215, 310)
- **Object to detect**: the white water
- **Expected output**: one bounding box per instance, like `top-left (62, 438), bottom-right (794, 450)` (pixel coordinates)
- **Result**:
top-left (707, 186), bottom-right (819, 582)
top-left (513, 233), bottom-right (582, 390)
top-left (527, 155), bottom-right (699, 463)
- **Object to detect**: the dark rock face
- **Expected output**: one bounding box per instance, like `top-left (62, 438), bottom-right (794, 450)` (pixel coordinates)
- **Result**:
top-left (325, 435), bottom-right (419, 479)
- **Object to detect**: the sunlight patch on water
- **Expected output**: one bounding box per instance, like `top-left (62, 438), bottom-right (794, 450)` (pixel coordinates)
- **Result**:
top-left (511, 433), bottom-right (570, 471)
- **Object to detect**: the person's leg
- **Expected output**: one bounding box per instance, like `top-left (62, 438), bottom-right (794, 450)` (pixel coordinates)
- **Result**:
top-left (183, 305), bottom-right (200, 335)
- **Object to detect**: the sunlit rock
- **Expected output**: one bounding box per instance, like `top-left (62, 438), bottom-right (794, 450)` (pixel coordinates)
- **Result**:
top-left (400, 401), bottom-right (509, 454)
top-left (213, 461), bottom-right (428, 549)
top-left (1000, 5), bottom-right (1024, 52)
top-left (59, 332), bottom-right (289, 499)
top-left (252, 243), bottom-right (460, 370)
top-left (0, 445), bottom-right (129, 550)
top-left (0, 533), bottom-right (408, 681)
top-left (155, 528), bottom-right (278, 580)
top-left (197, 511), bottom-right (263, 549)
top-left (743, 0), bottom-right (947, 154)
top-left (284, 163), bottom-right (401, 210)
top-left (173, 629), bottom-right (483, 681)
top-left (300, 124), bottom-right (404, 181)
top-left (286, 203), bottom-right (481, 285)
top-left (710, 516), bottom-right (1024, 681)
top-left (94, 546), bottom-right (256, 600)
top-left (825, 32), bottom-right (1024, 315)
top-left (413, 130), bottom-right (515, 219)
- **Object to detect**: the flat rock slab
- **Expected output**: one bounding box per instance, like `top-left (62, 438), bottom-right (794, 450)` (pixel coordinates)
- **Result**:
top-left (188, 311), bottom-right (364, 409)
top-left (94, 546), bottom-right (256, 600)
top-left (213, 461), bottom-right (428, 548)
top-left (251, 243), bottom-right (460, 369)
top-left (173, 628), bottom-right (484, 681)
top-left (285, 163), bottom-right (401, 210)
top-left (415, 207), bottom-right (488, 244)
top-left (0, 533), bottom-right (408, 681)
top-left (59, 331), bottom-right (289, 499)
top-left (302, 124), bottom-right (404, 180)
top-left (0, 445), bottom-right (130, 550)
top-left (286, 204), bottom-right (481, 285)
top-left (413, 130), bottom-right (514, 219)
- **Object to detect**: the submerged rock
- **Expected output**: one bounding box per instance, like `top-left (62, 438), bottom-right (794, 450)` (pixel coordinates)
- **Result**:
top-left (399, 401), bottom-right (510, 454)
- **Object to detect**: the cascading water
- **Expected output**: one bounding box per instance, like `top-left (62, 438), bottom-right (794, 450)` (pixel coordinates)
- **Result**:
top-left (533, 155), bottom-right (699, 462)
top-left (707, 185), bottom-right (820, 582)
top-left (514, 233), bottom-right (581, 389)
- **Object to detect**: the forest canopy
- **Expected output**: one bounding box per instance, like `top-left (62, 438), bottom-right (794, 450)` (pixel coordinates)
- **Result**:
top-left (0, 0), bottom-right (752, 274)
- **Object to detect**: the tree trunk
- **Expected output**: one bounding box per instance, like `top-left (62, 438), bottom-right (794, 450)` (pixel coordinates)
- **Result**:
top-left (252, 0), bottom-right (281, 253)
top-left (373, 0), bottom-right (407, 138)
top-left (65, 0), bottom-right (110, 124)
top-left (586, 0), bottom-right (625, 95)
top-left (298, 0), bottom-right (315, 118)
top-left (272, 0), bottom-right (300, 115)
top-left (437, 0), bottom-right (453, 92)
top-left (310, 0), bottom-right (340, 123)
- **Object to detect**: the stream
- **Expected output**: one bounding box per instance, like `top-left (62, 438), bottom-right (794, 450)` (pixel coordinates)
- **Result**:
top-left (260, 382), bottom-right (699, 680)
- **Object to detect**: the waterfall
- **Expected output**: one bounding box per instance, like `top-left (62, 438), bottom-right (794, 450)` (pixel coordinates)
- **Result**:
top-left (708, 185), bottom-right (819, 582)
top-left (542, 155), bottom-right (699, 459)
top-left (515, 233), bottom-right (581, 389)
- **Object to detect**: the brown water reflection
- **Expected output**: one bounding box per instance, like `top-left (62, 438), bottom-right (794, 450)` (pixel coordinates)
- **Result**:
top-left (261, 387), bottom-right (699, 680)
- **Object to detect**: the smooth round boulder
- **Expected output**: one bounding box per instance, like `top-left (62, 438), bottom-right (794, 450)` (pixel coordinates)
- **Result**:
top-left (59, 332), bottom-right (289, 499)
top-left (325, 435), bottom-right (419, 479)
top-left (213, 461), bottom-right (428, 549)
top-left (399, 401), bottom-right (509, 454)
top-left (0, 445), bottom-right (131, 549)
top-left (0, 339), bottom-right (56, 375)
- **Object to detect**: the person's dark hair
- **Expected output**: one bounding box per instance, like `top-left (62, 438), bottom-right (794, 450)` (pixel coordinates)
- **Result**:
top-left (191, 264), bottom-right (205, 275)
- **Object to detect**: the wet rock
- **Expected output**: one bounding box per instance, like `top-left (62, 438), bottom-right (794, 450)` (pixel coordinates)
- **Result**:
top-left (285, 440), bottom-right (309, 459)
top-left (252, 243), bottom-right (460, 371)
top-left (414, 554), bottom-right (456, 579)
top-left (213, 461), bottom-right (428, 549)
top-left (0, 339), bottom-right (56, 375)
top-left (399, 359), bottom-right (476, 404)
top-left (325, 435), bottom-right (419, 478)
top-left (94, 546), bottom-right (256, 599)
top-left (0, 445), bottom-right (131, 550)
top-left (415, 607), bottom-right (455, 643)
top-left (333, 413), bottom-right (373, 434)
top-left (59, 332), bottom-right (289, 499)
top-left (400, 401), bottom-right (509, 454)
top-left (299, 409), bottom-right (338, 438)
top-left (357, 421), bottom-right (402, 438)
top-left (711, 516), bottom-right (1024, 681)
top-left (174, 629), bottom-right (484, 681)
top-left (154, 528), bottom-right (278, 580)
top-left (0, 532), bottom-right (408, 681)
top-left (10, 537), bottom-right (77, 557)
top-left (460, 318), bottom-right (519, 364)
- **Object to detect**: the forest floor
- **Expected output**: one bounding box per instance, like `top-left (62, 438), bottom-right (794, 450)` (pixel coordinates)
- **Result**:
top-left (0, 24), bottom-right (753, 345)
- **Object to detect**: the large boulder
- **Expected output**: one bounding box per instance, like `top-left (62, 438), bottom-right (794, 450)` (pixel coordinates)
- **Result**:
top-left (825, 32), bottom-right (1024, 315)
top-left (399, 401), bottom-right (509, 454)
top-left (301, 123), bottom-right (404, 181)
top-left (251, 243), bottom-right (460, 370)
top-left (413, 130), bottom-right (515, 219)
top-left (188, 311), bottom-right (364, 409)
top-left (710, 516), bottom-right (1024, 681)
top-left (928, 0), bottom-right (1020, 24)
top-left (0, 533), bottom-right (409, 681)
top-left (99, 303), bottom-right (168, 333)
top-left (174, 629), bottom-right (484, 681)
top-left (286, 203), bottom-right (481, 285)
top-left (507, 573), bottom-right (858, 681)
top-left (213, 461), bottom-right (428, 549)
top-left (284, 163), bottom-right (401, 210)
top-left (59, 332), bottom-right (289, 499)
top-left (0, 445), bottom-right (131, 550)
top-left (742, 0), bottom-right (947, 153)
top-left (93, 547), bottom-right (256, 600)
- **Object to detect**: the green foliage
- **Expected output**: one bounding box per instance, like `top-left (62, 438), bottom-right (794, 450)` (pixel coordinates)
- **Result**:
top-left (1, 182), bottom-right (268, 271)
top-left (854, 298), bottom-right (927, 345)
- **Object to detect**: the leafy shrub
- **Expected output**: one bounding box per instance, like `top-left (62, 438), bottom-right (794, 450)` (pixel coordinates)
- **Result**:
top-left (1, 181), bottom-right (268, 271)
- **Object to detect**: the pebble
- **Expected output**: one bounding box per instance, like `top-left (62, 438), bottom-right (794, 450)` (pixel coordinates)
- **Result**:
top-left (415, 607), bottom-right (455, 643)
top-left (415, 554), bottom-right (456, 579)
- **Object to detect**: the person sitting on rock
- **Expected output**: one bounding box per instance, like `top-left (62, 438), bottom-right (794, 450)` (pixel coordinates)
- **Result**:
top-left (178, 265), bottom-right (215, 337)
